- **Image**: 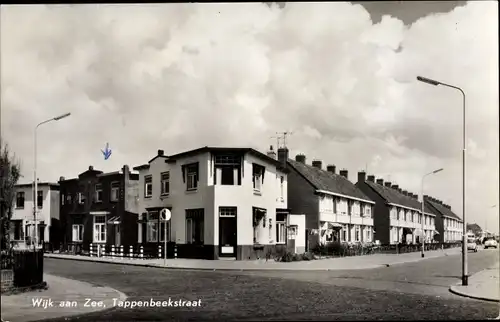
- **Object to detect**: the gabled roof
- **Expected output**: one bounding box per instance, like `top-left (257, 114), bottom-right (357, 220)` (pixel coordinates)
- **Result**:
top-left (425, 198), bottom-right (462, 222)
top-left (364, 181), bottom-right (436, 214)
top-left (287, 159), bottom-right (372, 202)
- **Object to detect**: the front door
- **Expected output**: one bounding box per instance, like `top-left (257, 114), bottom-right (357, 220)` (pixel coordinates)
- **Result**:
top-left (115, 225), bottom-right (121, 246)
top-left (219, 217), bottom-right (237, 257)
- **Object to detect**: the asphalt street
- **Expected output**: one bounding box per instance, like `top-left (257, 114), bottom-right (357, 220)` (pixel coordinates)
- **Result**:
top-left (39, 249), bottom-right (499, 321)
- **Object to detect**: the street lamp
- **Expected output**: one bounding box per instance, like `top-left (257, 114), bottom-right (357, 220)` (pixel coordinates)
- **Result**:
top-left (417, 75), bottom-right (467, 285)
top-left (420, 168), bottom-right (444, 258)
top-left (33, 112), bottom-right (71, 250)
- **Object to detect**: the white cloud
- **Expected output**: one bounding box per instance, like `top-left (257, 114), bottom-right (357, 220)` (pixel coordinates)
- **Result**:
top-left (1, 2), bottom-right (498, 231)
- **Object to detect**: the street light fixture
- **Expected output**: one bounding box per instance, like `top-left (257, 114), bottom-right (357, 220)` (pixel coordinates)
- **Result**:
top-left (33, 112), bottom-right (71, 250)
top-left (417, 75), bottom-right (467, 285)
top-left (420, 168), bottom-right (444, 258)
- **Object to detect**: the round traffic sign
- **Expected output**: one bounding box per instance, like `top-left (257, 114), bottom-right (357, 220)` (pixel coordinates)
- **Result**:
top-left (160, 208), bottom-right (171, 221)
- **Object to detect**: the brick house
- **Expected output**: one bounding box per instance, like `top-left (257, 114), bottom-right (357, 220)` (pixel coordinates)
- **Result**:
top-left (356, 173), bottom-right (438, 245)
top-left (283, 152), bottom-right (375, 250)
top-left (59, 165), bottom-right (139, 251)
top-left (424, 196), bottom-right (463, 242)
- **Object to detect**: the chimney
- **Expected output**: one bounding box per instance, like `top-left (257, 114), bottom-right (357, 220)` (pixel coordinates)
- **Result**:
top-left (89, 166), bottom-right (94, 171)
top-left (392, 184), bottom-right (399, 191)
top-left (398, 188), bottom-right (402, 193)
top-left (59, 176), bottom-right (65, 182)
top-left (367, 175), bottom-right (375, 182)
top-left (339, 169), bottom-right (348, 179)
top-left (376, 179), bottom-right (384, 185)
top-left (295, 154), bottom-right (306, 164)
top-left (312, 160), bottom-right (323, 170)
top-left (266, 145), bottom-right (277, 159)
top-left (277, 147), bottom-right (289, 168)
top-left (327, 165), bottom-right (336, 174)
top-left (122, 165), bottom-right (130, 175)
top-left (357, 171), bottom-right (366, 183)
top-left (158, 149), bottom-right (164, 156)
top-left (385, 181), bottom-right (392, 187)
top-left (402, 190), bottom-right (408, 196)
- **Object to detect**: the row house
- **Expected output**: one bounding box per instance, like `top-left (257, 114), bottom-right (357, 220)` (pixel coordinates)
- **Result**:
top-left (356, 173), bottom-right (437, 244)
top-left (133, 146), bottom-right (304, 261)
top-left (424, 196), bottom-right (463, 242)
top-left (59, 165), bottom-right (139, 250)
top-left (284, 152), bottom-right (375, 250)
top-left (11, 182), bottom-right (60, 248)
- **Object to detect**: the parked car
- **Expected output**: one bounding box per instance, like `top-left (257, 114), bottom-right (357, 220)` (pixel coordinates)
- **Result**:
top-left (484, 237), bottom-right (498, 249)
top-left (467, 238), bottom-right (478, 252)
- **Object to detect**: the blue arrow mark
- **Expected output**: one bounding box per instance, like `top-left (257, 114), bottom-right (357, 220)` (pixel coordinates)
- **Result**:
top-left (101, 143), bottom-right (112, 160)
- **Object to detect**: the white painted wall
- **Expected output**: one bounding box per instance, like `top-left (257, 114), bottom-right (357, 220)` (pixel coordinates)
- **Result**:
top-left (288, 214), bottom-right (305, 251)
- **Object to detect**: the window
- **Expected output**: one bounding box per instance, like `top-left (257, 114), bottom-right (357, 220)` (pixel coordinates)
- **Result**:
top-left (280, 176), bottom-right (284, 199)
top-left (147, 211), bottom-right (159, 242)
top-left (160, 220), bottom-right (171, 242)
top-left (253, 207), bottom-right (266, 244)
top-left (341, 224), bottom-right (348, 242)
top-left (276, 213), bottom-right (287, 244)
top-left (66, 194), bottom-right (72, 204)
top-left (95, 184), bottom-right (103, 203)
top-left (110, 181), bottom-right (120, 201)
top-left (93, 215), bottom-right (106, 243)
top-left (72, 224), bottom-right (84, 242)
top-left (214, 154), bottom-right (241, 186)
top-left (219, 207), bottom-right (237, 217)
top-left (252, 164), bottom-right (265, 193)
top-left (365, 206), bottom-right (371, 217)
top-left (366, 227), bottom-right (372, 242)
top-left (78, 192), bottom-right (86, 204)
top-left (144, 176), bottom-right (153, 198)
top-left (333, 198), bottom-right (338, 213)
top-left (61, 194), bottom-right (65, 205)
top-left (161, 172), bottom-right (170, 195)
top-left (184, 163), bottom-right (198, 191)
top-left (16, 192), bottom-right (25, 208)
top-left (37, 191), bottom-right (43, 208)
top-left (347, 201), bottom-right (353, 215)
top-left (186, 209), bottom-right (204, 244)
top-left (355, 225), bottom-right (360, 242)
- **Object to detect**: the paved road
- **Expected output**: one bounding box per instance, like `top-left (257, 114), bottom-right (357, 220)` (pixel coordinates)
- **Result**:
top-left (39, 249), bottom-right (499, 321)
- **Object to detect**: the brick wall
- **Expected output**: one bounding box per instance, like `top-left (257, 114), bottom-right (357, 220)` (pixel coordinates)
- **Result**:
top-left (1, 269), bottom-right (14, 292)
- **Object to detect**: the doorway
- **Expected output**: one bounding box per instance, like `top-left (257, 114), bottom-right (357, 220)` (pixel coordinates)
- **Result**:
top-left (219, 207), bottom-right (237, 257)
top-left (115, 225), bottom-right (121, 246)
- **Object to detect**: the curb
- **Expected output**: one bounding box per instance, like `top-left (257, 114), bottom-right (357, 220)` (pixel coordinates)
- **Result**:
top-left (449, 285), bottom-right (500, 303)
top-left (45, 255), bottom-right (387, 271)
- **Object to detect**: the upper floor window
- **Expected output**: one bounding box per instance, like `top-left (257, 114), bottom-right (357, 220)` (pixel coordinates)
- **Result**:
top-left (95, 184), bottom-right (103, 203)
top-left (78, 192), bottom-right (86, 204)
top-left (66, 194), bottom-right (72, 204)
top-left (333, 198), bottom-right (338, 213)
top-left (161, 172), bottom-right (170, 195)
top-left (280, 176), bottom-right (284, 199)
top-left (110, 181), bottom-right (120, 202)
top-left (144, 175), bottom-right (153, 198)
top-left (252, 164), bottom-right (265, 193)
top-left (37, 190), bottom-right (43, 208)
top-left (347, 201), bottom-right (353, 215)
top-left (61, 194), bottom-right (65, 205)
top-left (16, 192), bottom-right (25, 208)
top-left (214, 154), bottom-right (241, 185)
top-left (365, 206), bottom-right (371, 216)
top-left (183, 163), bottom-right (199, 191)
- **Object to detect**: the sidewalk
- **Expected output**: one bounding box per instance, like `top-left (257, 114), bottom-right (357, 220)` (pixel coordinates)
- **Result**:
top-left (449, 265), bottom-right (500, 302)
top-left (1, 274), bottom-right (127, 322)
top-left (45, 247), bottom-right (461, 271)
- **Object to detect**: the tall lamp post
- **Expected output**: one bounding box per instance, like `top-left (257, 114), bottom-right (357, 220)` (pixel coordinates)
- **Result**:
top-left (416, 75), bottom-right (467, 285)
top-left (420, 168), bottom-right (444, 258)
top-left (33, 113), bottom-right (71, 250)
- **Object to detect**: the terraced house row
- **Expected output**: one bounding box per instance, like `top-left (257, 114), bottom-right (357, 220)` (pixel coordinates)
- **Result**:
top-left (10, 144), bottom-right (464, 260)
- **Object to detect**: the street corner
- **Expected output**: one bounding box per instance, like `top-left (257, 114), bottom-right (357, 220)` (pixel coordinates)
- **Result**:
top-left (449, 284), bottom-right (500, 303)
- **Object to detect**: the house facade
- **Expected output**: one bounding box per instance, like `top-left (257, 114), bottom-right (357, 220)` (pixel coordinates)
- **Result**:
top-left (10, 182), bottom-right (60, 248)
top-left (59, 165), bottom-right (139, 250)
top-left (356, 173), bottom-right (437, 245)
top-left (424, 196), bottom-right (463, 242)
top-left (284, 153), bottom-right (375, 250)
top-left (133, 146), bottom-right (300, 260)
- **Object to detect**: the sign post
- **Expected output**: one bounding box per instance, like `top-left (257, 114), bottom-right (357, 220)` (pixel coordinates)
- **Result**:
top-left (160, 208), bottom-right (171, 267)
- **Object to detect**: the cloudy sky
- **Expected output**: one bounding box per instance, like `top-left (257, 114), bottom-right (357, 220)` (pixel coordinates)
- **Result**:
top-left (1, 2), bottom-right (498, 231)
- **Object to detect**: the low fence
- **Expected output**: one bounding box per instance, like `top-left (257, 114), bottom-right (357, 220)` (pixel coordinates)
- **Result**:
top-left (87, 243), bottom-right (178, 259)
top-left (312, 242), bottom-right (462, 257)
top-left (1, 249), bottom-right (44, 289)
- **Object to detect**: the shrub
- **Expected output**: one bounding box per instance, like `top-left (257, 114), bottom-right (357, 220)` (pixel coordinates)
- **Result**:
top-left (278, 251), bottom-right (317, 262)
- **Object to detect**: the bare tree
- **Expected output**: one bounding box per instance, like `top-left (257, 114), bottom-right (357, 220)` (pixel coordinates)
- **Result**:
top-left (0, 138), bottom-right (21, 252)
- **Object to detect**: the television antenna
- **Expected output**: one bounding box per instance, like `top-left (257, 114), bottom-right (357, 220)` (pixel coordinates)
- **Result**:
top-left (270, 135), bottom-right (281, 150)
top-left (276, 131), bottom-right (293, 148)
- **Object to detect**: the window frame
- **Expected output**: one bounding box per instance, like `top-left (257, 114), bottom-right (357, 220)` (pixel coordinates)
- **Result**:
top-left (110, 181), bottom-right (120, 202)
top-left (16, 191), bottom-right (25, 208)
top-left (144, 175), bottom-right (153, 198)
top-left (37, 190), bottom-right (44, 208)
top-left (276, 221), bottom-right (286, 244)
top-left (95, 183), bottom-right (103, 203)
top-left (186, 165), bottom-right (198, 191)
top-left (72, 224), bottom-right (84, 242)
top-left (160, 172), bottom-right (170, 196)
top-left (93, 215), bottom-right (107, 243)
top-left (185, 209), bottom-right (204, 244)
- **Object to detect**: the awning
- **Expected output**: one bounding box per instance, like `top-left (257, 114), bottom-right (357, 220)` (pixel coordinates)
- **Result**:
top-left (107, 216), bottom-right (121, 225)
top-left (90, 211), bottom-right (110, 216)
top-left (433, 230), bottom-right (440, 235)
top-left (328, 222), bottom-right (343, 229)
